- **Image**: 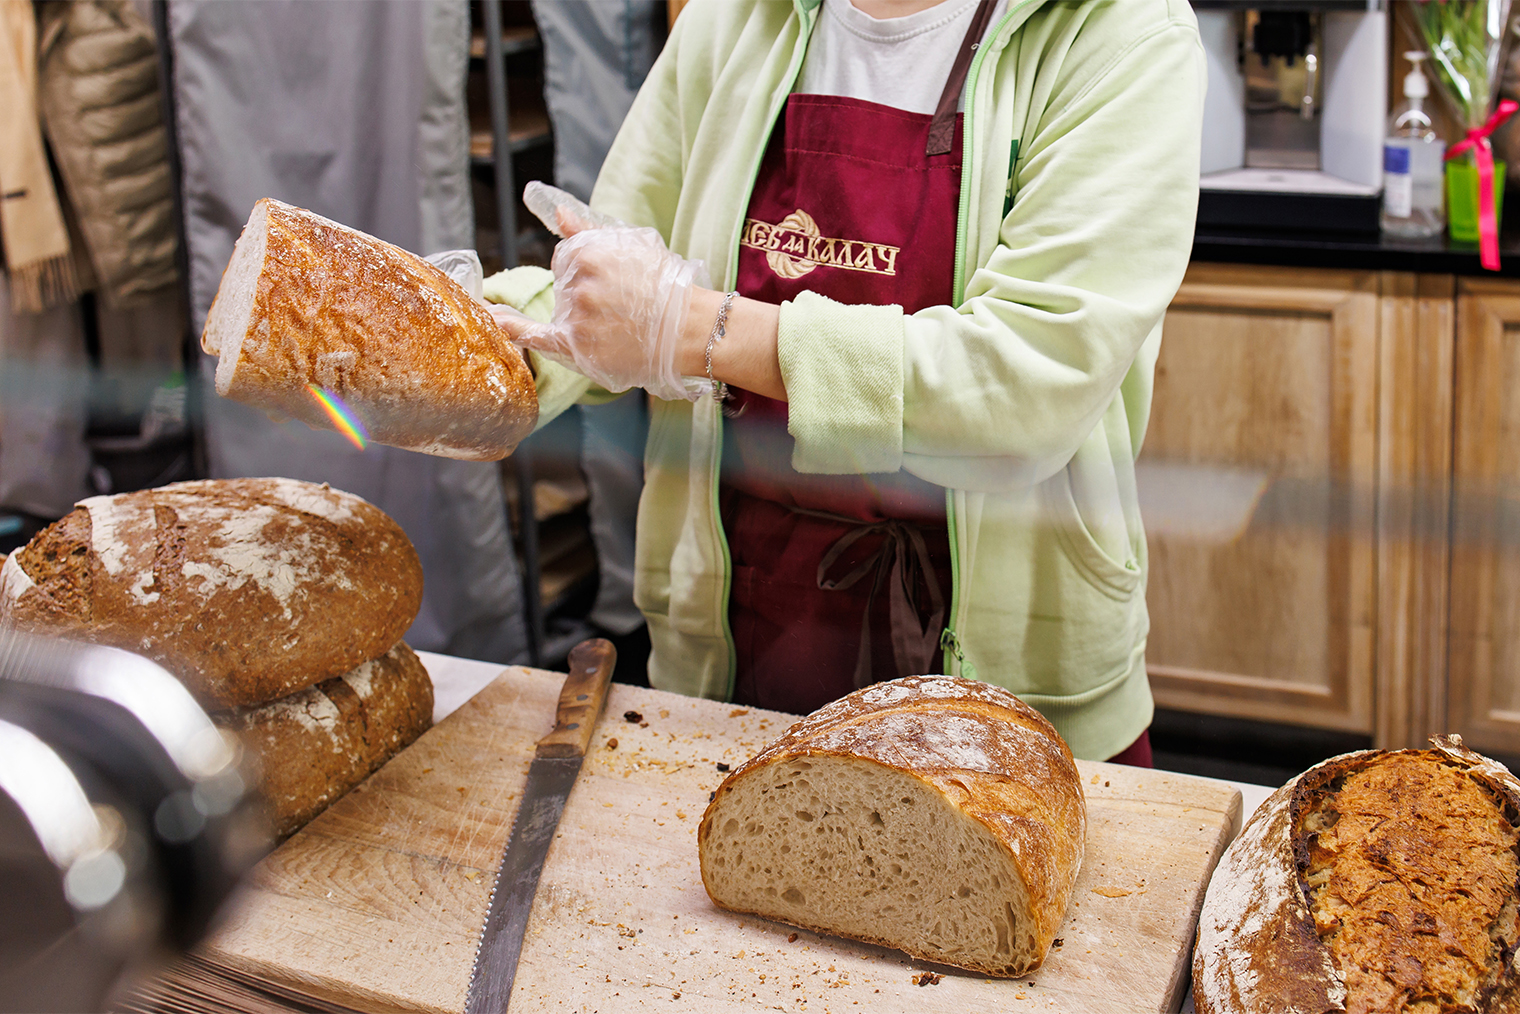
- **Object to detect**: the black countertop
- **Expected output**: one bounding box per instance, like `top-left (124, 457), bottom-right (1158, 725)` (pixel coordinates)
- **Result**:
top-left (1193, 224), bottom-right (1520, 279)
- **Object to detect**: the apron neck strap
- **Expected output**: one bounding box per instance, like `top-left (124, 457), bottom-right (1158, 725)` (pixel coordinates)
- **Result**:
top-left (926, 0), bottom-right (998, 157)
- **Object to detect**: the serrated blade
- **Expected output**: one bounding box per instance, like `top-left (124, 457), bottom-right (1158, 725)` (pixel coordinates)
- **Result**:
top-left (465, 756), bottom-right (582, 1014)
top-left (464, 639), bottom-right (615, 1014)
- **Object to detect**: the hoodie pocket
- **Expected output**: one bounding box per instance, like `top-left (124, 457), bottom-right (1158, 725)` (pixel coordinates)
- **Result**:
top-left (1041, 462), bottom-right (1142, 600)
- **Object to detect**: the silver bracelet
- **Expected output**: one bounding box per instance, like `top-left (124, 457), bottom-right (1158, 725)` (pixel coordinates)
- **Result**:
top-left (705, 291), bottom-right (737, 403)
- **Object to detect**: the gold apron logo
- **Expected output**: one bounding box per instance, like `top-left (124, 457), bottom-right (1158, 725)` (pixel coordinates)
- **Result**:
top-left (741, 209), bottom-right (900, 280)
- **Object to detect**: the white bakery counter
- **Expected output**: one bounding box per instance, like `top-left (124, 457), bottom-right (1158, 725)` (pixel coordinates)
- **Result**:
top-left (418, 648), bottom-right (509, 725)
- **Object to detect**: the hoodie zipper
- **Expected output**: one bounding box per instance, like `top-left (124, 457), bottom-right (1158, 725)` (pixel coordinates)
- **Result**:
top-left (714, 7), bottom-right (819, 700)
top-left (942, 0), bottom-right (1035, 676)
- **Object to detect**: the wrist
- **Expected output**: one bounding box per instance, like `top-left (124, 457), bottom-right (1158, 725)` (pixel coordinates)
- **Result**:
top-left (679, 288), bottom-right (785, 402)
top-left (680, 288), bottom-right (723, 378)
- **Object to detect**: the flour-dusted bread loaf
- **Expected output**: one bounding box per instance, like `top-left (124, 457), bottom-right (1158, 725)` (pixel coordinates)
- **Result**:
top-left (217, 642), bottom-right (433, 838)
top-left (697, 675), bottom-right (1086, 977)
top-left (0, 478), bottom-right (423, 709)
top-left (202, 198), bottom-right (537, 461)
top-left (1194, 735), bottom-right (1520, 1014)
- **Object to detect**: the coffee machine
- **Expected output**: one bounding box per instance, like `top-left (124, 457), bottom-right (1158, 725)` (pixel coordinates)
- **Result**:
top-left (1194, 1), bottom-right (1388, 233)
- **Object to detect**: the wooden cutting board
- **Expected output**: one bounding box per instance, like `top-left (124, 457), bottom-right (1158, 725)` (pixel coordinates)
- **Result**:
top-left (188, 667), bottom-right (1241, 1013)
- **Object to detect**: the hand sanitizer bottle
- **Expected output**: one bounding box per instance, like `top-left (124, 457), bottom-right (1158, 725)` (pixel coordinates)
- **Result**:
top-left (1382, 52), bottom-right (1445, 238)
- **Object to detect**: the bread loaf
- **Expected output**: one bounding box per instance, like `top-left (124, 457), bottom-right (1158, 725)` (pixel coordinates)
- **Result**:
top-left (697, 675), bottom-right (1085, 977)
top-left (0, 478), bottom-right (423, 709)
top-left (218, 642), bottom-right (433, 838)
top-left (1193, 735), bottom-right (1520, 1014)
top-left (201, 198), bottom-right (537, 461)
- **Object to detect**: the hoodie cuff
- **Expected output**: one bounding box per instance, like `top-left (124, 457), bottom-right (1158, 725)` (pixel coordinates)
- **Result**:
top-left (778, 290), bottom-right (904, 474)
top-left (482, 265), bottom-right (554, 320)
top-left (482, 266), bottom-right (604, 422)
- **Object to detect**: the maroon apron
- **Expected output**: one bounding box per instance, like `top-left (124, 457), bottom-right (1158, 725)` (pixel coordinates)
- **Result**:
top-left (722, 0), bottom-right (996, 714)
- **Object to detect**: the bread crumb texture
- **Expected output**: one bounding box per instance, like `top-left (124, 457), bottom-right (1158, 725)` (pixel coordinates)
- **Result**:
top-left (0, 478), bottom-right (423, 709)
top-left (1300, 752), bottom-right (1520, 1014)
top-left (697, 675), bottom-right (1085, 978)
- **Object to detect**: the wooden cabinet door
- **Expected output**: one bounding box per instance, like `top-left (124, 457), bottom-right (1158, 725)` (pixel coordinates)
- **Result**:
top-left (1375, 274), bottom-right (1454, 750)
top-left (1449, 279), bottom-right (1520, 758)
top-left (1143, 264), bottom-right (1378, 733)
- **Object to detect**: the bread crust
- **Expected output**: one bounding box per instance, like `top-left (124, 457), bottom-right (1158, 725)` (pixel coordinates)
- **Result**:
top-left (204, 199), bottom-right (537, 461)
top-left (698, 675), bottom-right (1086, 976)
top-left (1193, 735), bottom-right (1520, 1014)
top-left (217, 642), bottom-right (433, 838)
top-left (0, 478), bottom-right (423, 709)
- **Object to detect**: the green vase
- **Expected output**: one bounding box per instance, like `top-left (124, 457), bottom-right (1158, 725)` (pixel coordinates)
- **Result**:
top-left (1447, 155), bottom-right (1506, 244)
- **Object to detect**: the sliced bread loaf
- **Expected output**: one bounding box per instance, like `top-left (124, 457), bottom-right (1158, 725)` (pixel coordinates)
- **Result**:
top-left (202, 198), bottom-right (536, 461)
top-left (697, 676), bottom-right (1085, 977)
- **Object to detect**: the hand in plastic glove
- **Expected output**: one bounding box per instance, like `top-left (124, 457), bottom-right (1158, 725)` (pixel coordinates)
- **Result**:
top-left (494, 182), bottom-right (711, 402)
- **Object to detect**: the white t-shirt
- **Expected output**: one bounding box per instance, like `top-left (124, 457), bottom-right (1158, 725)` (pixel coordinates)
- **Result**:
top-left (796, 0), bottom-right (1010, 115)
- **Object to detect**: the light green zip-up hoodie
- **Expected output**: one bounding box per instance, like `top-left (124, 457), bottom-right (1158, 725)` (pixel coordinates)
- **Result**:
top-left (485, 0), bottom-right (1204, 759)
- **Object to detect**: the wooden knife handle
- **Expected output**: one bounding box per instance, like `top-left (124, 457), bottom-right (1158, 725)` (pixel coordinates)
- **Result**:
top-left (535, 638), bottom-right (617, 759)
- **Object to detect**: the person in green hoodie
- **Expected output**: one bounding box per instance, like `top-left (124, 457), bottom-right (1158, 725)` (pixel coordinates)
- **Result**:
top-left (487, 0), bottom-right (1204, 763)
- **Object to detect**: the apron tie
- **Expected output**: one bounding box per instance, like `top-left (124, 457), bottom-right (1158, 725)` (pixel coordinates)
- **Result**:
top-left (793, 507), bottom-right (947, 689)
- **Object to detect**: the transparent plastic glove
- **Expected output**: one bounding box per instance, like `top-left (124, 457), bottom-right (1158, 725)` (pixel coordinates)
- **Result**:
top-left (423, 249), bottom-right (485, 301)
top-left (503, 182), bottom-right (710, 401)
top-left (523, 181), bottom-right (621, 234)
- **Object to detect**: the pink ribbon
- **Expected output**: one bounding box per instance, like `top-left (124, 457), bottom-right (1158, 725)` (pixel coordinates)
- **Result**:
top-left (1446, 98), bottom-right (1519, 271)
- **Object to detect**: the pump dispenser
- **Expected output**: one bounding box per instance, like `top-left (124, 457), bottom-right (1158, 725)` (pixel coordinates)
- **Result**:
top-left (1382, 52), bottom-right (1445, 238)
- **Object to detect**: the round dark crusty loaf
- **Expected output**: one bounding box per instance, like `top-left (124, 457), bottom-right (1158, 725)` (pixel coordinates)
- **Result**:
top-left (201, 198), bottom-right (537, 461)
top-left (0, 478), bottom-right (423, 709)
top-left (218, 641), bottom-right (433, 838)
top-left (1194, 735), bottom-right (1520, 1014)
top-left (698, 675), bottom-right (1086, 978)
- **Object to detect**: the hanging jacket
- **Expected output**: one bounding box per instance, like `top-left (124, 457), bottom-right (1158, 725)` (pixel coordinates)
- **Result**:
top-left (0, 0), bottom-right (79, 311)
top-left (36, 0), bottom-right (177, 308)
top-left (485, 0), bottom-right (1204, 759)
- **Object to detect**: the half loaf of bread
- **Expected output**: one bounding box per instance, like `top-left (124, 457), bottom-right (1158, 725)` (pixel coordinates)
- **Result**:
top-left (217, 642), bottom-right (433, 838)
top-left (202, 198), bottom-right (537, 461)
top-left (0, 478), bottom-right (423, 709)
top-left (1194, 735), bottom-right (1520, 1014)
top-left (698, 675), bottom-right (1086, 977)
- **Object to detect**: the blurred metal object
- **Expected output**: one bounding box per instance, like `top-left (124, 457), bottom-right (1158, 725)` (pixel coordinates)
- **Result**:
top-left (1301, 50), bottom-right (1319, 121)
top-left (0, 629), bottom-right (265, 1012)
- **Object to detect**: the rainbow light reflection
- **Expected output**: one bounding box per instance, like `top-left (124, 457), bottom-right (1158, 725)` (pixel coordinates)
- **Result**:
top-left (306, 384), bottom-right (369, 450)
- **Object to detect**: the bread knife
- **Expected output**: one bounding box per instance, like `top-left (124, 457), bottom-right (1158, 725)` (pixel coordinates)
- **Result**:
top-left (464, 638), bottom-right (616, 1014)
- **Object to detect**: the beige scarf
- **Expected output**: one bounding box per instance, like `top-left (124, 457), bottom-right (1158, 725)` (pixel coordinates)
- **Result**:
top-left (0, 0), bottom-right (78, 312)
